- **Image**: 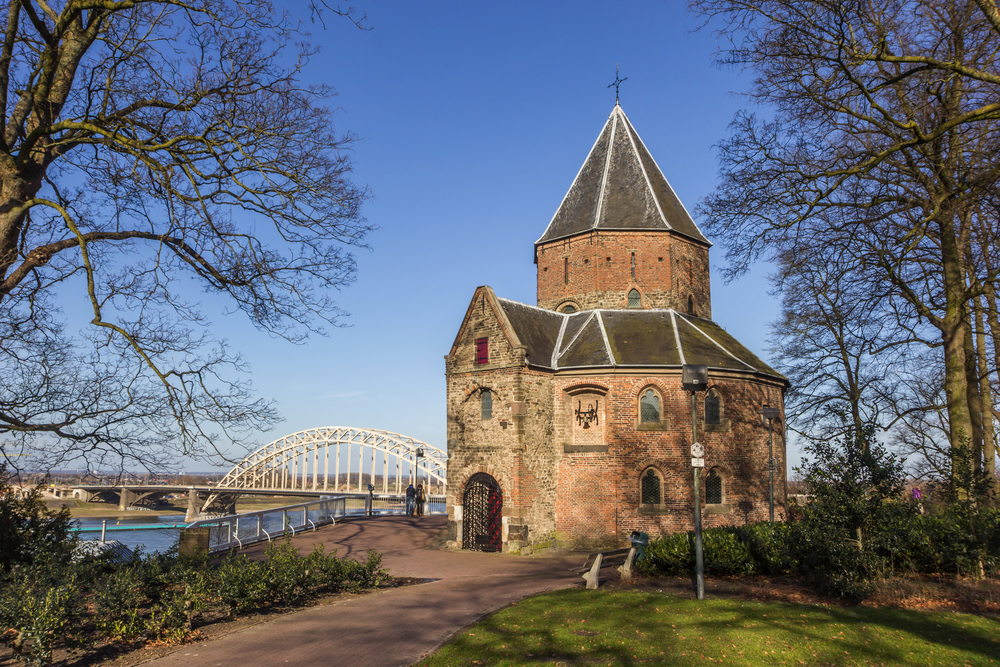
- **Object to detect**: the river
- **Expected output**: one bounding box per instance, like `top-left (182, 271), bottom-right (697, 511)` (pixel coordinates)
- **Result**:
top-left (74, 514), bottom-right (184, 554)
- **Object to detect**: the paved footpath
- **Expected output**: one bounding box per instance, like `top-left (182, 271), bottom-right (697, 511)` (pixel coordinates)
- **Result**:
top-left (142, 516), bottom-right (582, 667)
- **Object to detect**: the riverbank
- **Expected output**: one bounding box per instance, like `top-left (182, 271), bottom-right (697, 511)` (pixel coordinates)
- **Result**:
top-left (47, 496), bottom-right (319, 519)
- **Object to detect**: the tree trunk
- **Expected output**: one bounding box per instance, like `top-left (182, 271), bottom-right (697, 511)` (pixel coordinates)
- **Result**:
top-left (982, 283), bottom-right (1000, 489)
top-left (973, 293), bottom-right (995, 483)
top-left (965, 303), bottom-right (985, 473)
top-left (940, 220), bottom-right (975, 480)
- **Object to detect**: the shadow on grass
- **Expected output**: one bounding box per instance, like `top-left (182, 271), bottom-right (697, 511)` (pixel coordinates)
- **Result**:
top-left (421, 588), bottom-right (1000, 666)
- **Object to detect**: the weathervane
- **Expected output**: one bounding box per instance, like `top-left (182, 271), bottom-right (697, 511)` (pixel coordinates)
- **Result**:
top-left (608, 65), bottom-right (628, 104)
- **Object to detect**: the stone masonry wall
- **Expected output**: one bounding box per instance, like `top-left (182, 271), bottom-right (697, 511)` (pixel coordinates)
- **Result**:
top-left (535, 230), bottom-right (711, 317)
top-left (445, 289), bottom-right (559, 552)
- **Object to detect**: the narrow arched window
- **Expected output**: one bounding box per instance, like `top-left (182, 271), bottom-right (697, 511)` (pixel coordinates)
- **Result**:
top-left (641, 469), bottom-right (661, 504)
top-left (687, 294), bottom-right (695, 315)
top-left (706, 389), bottom-right (721, 425)
top-left (640, 389), bottom-right (660, 423)
top-left (628, 289), bottom-right (641, 308)
top-left (481, 390), bottom-right (492, 420)
top-left (706, 469), bottom-right (723, 505)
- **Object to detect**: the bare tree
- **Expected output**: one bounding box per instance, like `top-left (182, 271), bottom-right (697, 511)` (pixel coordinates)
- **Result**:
top-left (693, 0), bottom-right (1000, 477)
top-left (0, 1), bottom-right (372, 472)
top-left (769, 244), bottom-right (902, 446)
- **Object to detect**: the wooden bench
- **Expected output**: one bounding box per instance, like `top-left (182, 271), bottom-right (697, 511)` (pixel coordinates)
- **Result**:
top-left (574, 547), bottom-right (632, 573)
top-left (575, 547), bottom-right (637, 589)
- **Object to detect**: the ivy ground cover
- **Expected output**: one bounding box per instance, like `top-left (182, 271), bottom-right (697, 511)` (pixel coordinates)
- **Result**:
top-left (419, 589), bottom-right (999, 666)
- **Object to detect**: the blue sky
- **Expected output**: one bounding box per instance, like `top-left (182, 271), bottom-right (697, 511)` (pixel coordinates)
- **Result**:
top-left (190, 2), bottom-right (791, 471)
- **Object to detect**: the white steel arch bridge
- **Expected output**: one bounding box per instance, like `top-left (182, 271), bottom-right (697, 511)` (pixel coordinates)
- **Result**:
top-left (215, 427), bottom-right (446, 495)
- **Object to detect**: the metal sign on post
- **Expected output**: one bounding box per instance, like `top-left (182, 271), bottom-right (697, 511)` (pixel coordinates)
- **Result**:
top-left (683, 364), bottom-right (708, 601)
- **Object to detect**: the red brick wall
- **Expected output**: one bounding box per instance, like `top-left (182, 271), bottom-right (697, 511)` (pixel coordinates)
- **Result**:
top-left (551, 372), bottom-right (787, 545)
top-left (535, 230), bottom-right (711, 316)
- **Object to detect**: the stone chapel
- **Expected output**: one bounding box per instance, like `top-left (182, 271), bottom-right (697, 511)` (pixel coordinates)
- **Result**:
top-left (444, 103), bottom-right (789, 553)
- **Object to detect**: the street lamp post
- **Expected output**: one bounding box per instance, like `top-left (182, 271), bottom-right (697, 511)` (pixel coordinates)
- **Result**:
top-left (415, 447), bottom-right (425, 514)
top-left (760, 406), bottom-right (780, 524)
top-left (682, 364), bottom-right (709, 601)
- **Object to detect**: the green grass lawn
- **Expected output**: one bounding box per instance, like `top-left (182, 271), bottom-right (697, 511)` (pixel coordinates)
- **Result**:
top-left (419, 589), bottom-right (1000, 666)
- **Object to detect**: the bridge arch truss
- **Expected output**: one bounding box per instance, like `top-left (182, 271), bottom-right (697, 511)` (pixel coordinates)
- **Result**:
top-left (216, 427), bottom-right (447, 496)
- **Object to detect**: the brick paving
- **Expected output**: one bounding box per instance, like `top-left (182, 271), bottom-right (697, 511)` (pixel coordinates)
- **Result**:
top-left (141, 516), bottom-right (582, 667)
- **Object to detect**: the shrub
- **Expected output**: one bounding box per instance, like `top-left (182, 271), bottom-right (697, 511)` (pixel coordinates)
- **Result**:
top-left (787, 518), bottom-right (882, 600)
top-left (357, 550), bottom-right (391, 589)
top-left (217, 553), bottom-right (269, 616)
top-left (789, 427), bottom-right (916, 599)
top-left (638, 532), bottom-right (691, 576)
top-left (735, 522), bottom-right (791, 575)
top-left (263, 541), bottom-right (313, 605)
top-left (0, 466), bottom-right (77, 572)
top-left (702, 528), bottom-right (756, 576)
top-left (93, 565), bottom-right (146, 640)
top-left (640, 524), bottom-right (791, 578)
top-left (0, 566), bottom-right (85, 667)
top-left (216, 543), bottom-right (389, 615)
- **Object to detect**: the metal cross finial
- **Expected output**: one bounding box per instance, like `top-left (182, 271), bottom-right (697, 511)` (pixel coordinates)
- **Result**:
top-left (608, 65), bottom-right (628, 104)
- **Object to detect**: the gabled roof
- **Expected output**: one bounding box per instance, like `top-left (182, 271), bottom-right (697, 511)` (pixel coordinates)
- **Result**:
top-left (535, 104), bottom-right (710, 248)
top-left (448, 286), bottom-right (524, 357)
top-left (493, 297), bottom-right (787, 385)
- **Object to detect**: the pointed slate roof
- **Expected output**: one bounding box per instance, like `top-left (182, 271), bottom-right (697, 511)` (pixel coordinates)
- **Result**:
top-left (535, 104), bottom-right (710, 248)
top-left (494, 297), bottom-right (787, 384)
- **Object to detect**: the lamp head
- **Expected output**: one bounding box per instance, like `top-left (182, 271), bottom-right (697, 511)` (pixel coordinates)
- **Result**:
top-left (760, 406), bottom-right (780, 421)
top-left (682, 364), bottom-right (709, 392)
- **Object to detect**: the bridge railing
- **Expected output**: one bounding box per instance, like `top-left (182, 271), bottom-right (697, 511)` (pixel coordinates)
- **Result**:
top-left (183, 493), bottom-right (447, 553)
top-left (185, 497), bottom-right (347, 553)
top-left (345, 493), bottom-right (446, 516)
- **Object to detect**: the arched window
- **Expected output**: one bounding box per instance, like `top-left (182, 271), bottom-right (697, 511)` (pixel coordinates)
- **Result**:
top-left (639, 389), bottom-right (660, 423)
top-left (706, 468), bottom-right (724, 505)
top-left (641, 468), bottom-right (662, 504)
top-left (687, 294), bottom-right (695, 315)
top-left (705, 389), bottom-right (721, 425)
top-left (481, 390), bottom-right (492, 420)
top-left (560, 304), bottom-right (577, 314)
top-left (628, 289), bottom-right (641, 308)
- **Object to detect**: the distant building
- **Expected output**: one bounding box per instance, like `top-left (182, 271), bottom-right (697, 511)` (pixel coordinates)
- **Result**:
top-left (445, 103), bottom-right (789, 552)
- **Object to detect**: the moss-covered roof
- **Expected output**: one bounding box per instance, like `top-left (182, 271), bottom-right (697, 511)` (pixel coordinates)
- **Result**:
top-left (535, 104), bottom-right (709, 249)
top-left (495, 298), bottom-right (787, 384)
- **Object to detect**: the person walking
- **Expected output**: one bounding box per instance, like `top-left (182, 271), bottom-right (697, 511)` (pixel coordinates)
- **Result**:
top-left (415, 484), bottom-right (425, 517)
top-left (405, 483), bottom-right (416, 516)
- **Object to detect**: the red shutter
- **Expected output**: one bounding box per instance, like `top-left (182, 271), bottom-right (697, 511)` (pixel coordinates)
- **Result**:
top-left (475, 337), bottom-right (488, 365)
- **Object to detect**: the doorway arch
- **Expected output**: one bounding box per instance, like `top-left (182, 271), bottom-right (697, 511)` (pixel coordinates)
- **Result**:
top-left (462, 473), bottom-right (503, 552)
